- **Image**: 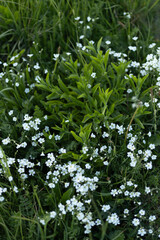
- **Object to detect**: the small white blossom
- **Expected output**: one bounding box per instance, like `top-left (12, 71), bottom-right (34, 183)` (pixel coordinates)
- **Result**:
top-left (132, 218), bottom-right (140, 226)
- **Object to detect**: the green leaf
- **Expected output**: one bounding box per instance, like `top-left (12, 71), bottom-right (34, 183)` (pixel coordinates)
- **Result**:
top-left (109, 230), bottom-right (125, 240)
top-left (58, 77), bottom-right (69, 94)
top-left (92, 83), bottom-right (100, 96)
top-left (134, 118), bottom-right (144, 129)
top-left (71, 131), bottom-right (83, 143)
top-left (149, 134), bottom-right (160, 146)
top-left (61, 188), bottom-right (73, 203)
top-left (97, 37), bottom-right (103, 52)
top-left (104, 49), bottom-right (110, 69)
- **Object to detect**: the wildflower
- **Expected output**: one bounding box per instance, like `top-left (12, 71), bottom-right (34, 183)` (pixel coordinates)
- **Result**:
top-left (8, 110), bottom-right (13, 115)
top-left (85, 164), bottom-right (91, 169)
top-left (138, 228), bottom-right (146, 236)
top-left (22, 123), bottom-right (30, 131)
top-left (25, 88), bottom-right (30, 93)
top-left (127, 89), bottom-right (132, 93)
top-left (128, 46), bottom-right (137, 51)
top-left (82, 146), bottom-right (88, 154)
top-left (149, 144), bottom-right (155, 150)
top-left (48, 183), bottom-right (55, 189)
top-left (91, 72), bottom-right (96, 78)
top-left (102, 205), bottom-right (110, 212)
top-left (149, 215), bottom-right (156, 222)
top-left (39, 219), bottom-right (45, 225)
top-left (75, 17), bottom-right (80, 21)
top-left (77, 212), bottom-right (85, 221)
top-left (79, 35), bottom-right (84, 39)
top-left (139, 209), bottom-right (145, 216)
top-left (103, 161), bottom-right (109, 166)
top-left (145, 162), bottom-right (152, 170)
top-left (53, 54), bottom-right (60, 61)
top-left (149, 43), bottom-right (156, 48)
top-left (145, 186), bottom-right (151, 194)
top-left (8, 176), bottom-right (13, 182)
top-left (132, 36), bottom-right (138, 41)
top-left (105, 40), bottom-right (111, 45)
top-left (87, 16), bottom-right (91, 22)
top-left (34, 63), bottom-right (40, 70)
top-left (50, 211), bottom-right (57, 218)
top-left (124, 209), bottom-right (129, 214)
top-left (2, 137), bottom-right (11, 145)
top-left (111, 189), bottom-right (118, 196)
top-left (132, 218), bottom-right (140, 226)
top-left (95, 219), bottom-right (101, 225)
top-left (106, 213), bottom-right (120, 225)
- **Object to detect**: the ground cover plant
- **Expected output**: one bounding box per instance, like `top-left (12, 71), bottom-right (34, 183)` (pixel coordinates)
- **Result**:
top-left (0, 0), bottom-right (160, 239)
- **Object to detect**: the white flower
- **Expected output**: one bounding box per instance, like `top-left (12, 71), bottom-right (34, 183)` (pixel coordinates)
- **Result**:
top-left (25, 88), bottom-right (30, 93)
top-left (8, 176), bottom-right (13, 182)
top-left (0, 197), bottom-right (5, 202)
top-left (139, 209), bottom-right (145, 216)
top-left (38, 138), bottom-right (45, 144)
top-left (8, 110), bottom-right (13, 115)
top-left (75, 17), bottom-right (80, 21)
top-left (145, 186), bottom-right (151, 194)
top-left (149, 43), bottom-right (156, 48)
top-left (77, 212), bottom-right (85, 221)
top-left (149, 215), bottom-right (156, 222)
top-left (132, 218), bottom-right (140, 226)
top-left (105, 40), bottom-right (111, 45)
top-left (85, 164), bottom-right (91, 169)
top-left (127, 89), bottom-right (132, 93)
top-left (87, 16), bottom-right (91, 22)
top-left (55, 135), bottom-right (60, 140)
top-left (91, 72), bottom-right (96, 78)
top-left (132, 36), bottom-right (138, 41)
top-left (22, 123), bottom-right (30, 131)
top-left (82, 146), bottom-right (88, 154)
top-left (95, 219), bottom-right (101, 225)
top-left (27, 54), bottom-right (33, 58)
top-left (102, 132), bottom-right (109, 138)
top-left (128, 46), bottom-right (137, 51)
top-left (138, 228), bottom-right (146, 236)
top-left (124, 209), bottom-right (129, 214)
top-left (91, 133), bottom-right (96, 138)
top-left (48, 183), bottom-right (55, 188)
top-left (106, 213), bottom-right (120, 225)
top-left (53, 54), bottom-right (60, 61)
top-left (2, 137), bottom-right (11, 145)
top-left (145, 161), bottom-right (152, 170)
top-left (34, 63), bottom-right (40, 70)
top-left (149, 144), bottom-right (155, 150)
top-left (76, 43), bottom-right (82, 48)
top-left (40, 219), bottom-right (45, 225)
top-left (144, 102), bottom-right (149, 107)
top-left (102, 205), bottom-right (110, 212)
top-left (109, 123), bottom-right (116, 129)
top-left (59, 148), bottom-right (66, 154)
top-left (103, 161), bottom-right (109, 166)
top-left (111, 189), bottom-right (118, 196)
top-left (64, 182), bottom-right (70, 188)
top-left (50, 211), bottom-right (57, 218)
